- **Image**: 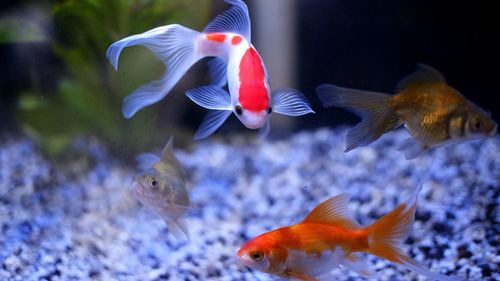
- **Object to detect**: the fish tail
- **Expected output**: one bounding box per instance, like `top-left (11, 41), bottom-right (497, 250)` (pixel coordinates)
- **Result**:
top-left (316, 84), bottom-right (402, 152)
top-left (106, 24), bottom-right (203, 118)
top-left (365, 185), bottom-right (463, 281)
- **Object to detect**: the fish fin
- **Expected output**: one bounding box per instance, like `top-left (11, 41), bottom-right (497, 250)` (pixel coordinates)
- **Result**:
top-left (366, 185), bottom-right (463, 281)
top-left (341, 254), bottom-right (376, 278)
top-left (395, 63), bottom-right (446, 92)
top-left (272, 89), bottom-right (315, 116)
top-left (165, 219), bottom-right (189, 241)
top-left (366, 183), bottom-right (421, 261)
top-left (284, 270), bottom-right (320, 281)
top-left (135, 153), bottom-right (160, 170)
top-left (186, 86), bottom-right (232, 110)
top-left (397, 138), bottom-right (428, 160)
top-left (194, 110), bottom-right (232, 140)
top-left (106, 24), bottom-right (202, 118)
top-left (316, 84), bottom-right (401, 152)
top-left (160, 136), bottom-right (175, 161)
top-left (203, 0), bottom-right (251, 41)
top-left (302, 193), bottom-right (360, 229)
top-left (208, 58), bottom-right (228, 88)
top-left (258, 121), bottom-right (271, 140)
top-left (400, 261), bottom-right (465, 281)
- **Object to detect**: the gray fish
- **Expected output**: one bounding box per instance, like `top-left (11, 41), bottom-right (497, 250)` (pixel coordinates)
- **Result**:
top-left (131, 137), bottom-right (190, 240)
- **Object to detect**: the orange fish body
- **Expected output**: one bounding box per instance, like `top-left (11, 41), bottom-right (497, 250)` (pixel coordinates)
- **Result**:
top-left (317, 64), bottom-right (497, 159)
top-left (273, 223), bottom-right (369, 254)
top-left (392, 82), bottom-right (468, 146)
top-left (238, 189), bottom-right (463, 281)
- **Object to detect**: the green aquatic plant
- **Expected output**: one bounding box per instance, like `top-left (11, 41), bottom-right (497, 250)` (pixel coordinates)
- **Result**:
top-left (16, 0), bottom-right (210, 156)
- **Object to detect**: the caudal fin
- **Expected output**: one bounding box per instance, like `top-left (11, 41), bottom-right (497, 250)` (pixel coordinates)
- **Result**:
top-left (366, 185), bottom-right (464, 281)
top-left (316, 84), bottom-right (402, 152)
top-left (106, 24), bottom-right (202, 118)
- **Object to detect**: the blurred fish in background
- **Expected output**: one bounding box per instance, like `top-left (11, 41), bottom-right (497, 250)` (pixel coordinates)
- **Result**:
top-left (131, 137), bottom-right (190, 240)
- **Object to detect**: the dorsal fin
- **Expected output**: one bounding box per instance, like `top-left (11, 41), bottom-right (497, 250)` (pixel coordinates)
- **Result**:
top-left (160, 136), bottom-right (175, 161)
top-left (395, 63), bottom-right (446, 92)
top-left (203, 0), bottom-right (251, 42)
top-left (302, 193), bottom-right (360, 229)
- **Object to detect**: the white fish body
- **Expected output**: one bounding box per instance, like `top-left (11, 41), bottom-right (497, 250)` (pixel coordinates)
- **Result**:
top-left (107, 0), bottom-right (314, 140)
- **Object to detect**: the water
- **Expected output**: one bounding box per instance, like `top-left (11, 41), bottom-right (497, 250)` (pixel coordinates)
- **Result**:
top-left (1, 0), bottom-right (498, 280)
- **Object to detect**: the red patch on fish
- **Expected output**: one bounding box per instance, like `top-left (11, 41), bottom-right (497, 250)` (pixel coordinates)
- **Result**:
top-left (206, 33), bottom-right (226, 43)
top-left (238, 48), bottom-right (269, 112)
top-left (232, 35), bottom-right (242, 45)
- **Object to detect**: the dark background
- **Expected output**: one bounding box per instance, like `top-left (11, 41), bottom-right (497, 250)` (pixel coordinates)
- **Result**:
top-left (1, 0), bottom-right (499, 135)
top-left (296, 0), bottom-right (500, 128)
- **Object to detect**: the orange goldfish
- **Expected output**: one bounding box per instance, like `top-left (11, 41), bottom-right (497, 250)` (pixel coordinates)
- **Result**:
top-left (316, 64), bottom-right (497, 159)
top-left (237, 186), bottom-right (463, 281)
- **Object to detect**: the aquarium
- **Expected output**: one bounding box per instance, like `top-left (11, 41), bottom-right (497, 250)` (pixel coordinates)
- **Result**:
top-left (0, 0), bottom-right (498, 280)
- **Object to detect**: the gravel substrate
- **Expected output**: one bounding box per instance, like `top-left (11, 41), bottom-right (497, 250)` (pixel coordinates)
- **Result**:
top-left (0, 128), bottom-right (498, 281)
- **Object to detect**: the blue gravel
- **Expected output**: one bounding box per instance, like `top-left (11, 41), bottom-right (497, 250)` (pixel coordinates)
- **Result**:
top-left (0, 128), bottom-right (498, 281)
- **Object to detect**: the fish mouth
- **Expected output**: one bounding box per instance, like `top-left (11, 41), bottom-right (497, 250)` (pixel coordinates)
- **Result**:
top-left (236, 250), bottom-right (252, 267)
top-left (239, 111), bottom-right (267, 129)
top-left (130, 178), bottom-right (145, 197)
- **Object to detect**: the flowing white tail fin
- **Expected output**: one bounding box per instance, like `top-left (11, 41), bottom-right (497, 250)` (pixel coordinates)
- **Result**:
top-left (106, 24), bottom-right (202, 118)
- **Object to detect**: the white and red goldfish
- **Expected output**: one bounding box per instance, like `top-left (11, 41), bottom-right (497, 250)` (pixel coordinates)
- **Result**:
top-left (316, 64), bottom-right (497, 159)
top-left (107, 0), bottom-right (314, 140)
top-left (237, 185), bottom-right (463, 281)
top-left (131, 137), bottom-right (190, 240)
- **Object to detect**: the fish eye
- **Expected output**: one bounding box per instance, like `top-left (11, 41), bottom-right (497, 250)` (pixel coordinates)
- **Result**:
top-left (471, 118), bottom-right (482, 131)
top-left (235, 105), bottom-right (243, 115)
top-left (148, 177), bottom-right (159, 190)
top-left (267, 107), bottom-right (273, 114)
top-left (250, 251), bottom-right (263, 261)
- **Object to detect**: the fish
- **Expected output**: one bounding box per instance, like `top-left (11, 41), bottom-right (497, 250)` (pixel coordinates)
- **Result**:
top-left (130, 137), bottom-right (190, 240)
top-left (237, 185), bottom-right (464, 281)
top-left (107, 0), bottom-right (314, 140)
top-left (316, 64), bottom-right (497, 159)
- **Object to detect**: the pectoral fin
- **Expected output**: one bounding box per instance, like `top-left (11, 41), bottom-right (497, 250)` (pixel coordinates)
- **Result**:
top-left (341, 254), bottom-right (375, 277)
top-left (186, 86), bottom-right (232, 110)
top-left (272, 89), bottom-right (315, 116)
top-left (397, 138), bottom-right (428, 160)
top-left (284, 269), bottom-right (320, 281)
top-left (194, 110), bottom-right (232, 140)
top-left (165, 219), bottom-right (189, 241)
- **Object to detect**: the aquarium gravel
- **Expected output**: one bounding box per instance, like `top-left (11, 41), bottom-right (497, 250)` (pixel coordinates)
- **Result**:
top-left (0, 128), bottom-right (498, 281)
